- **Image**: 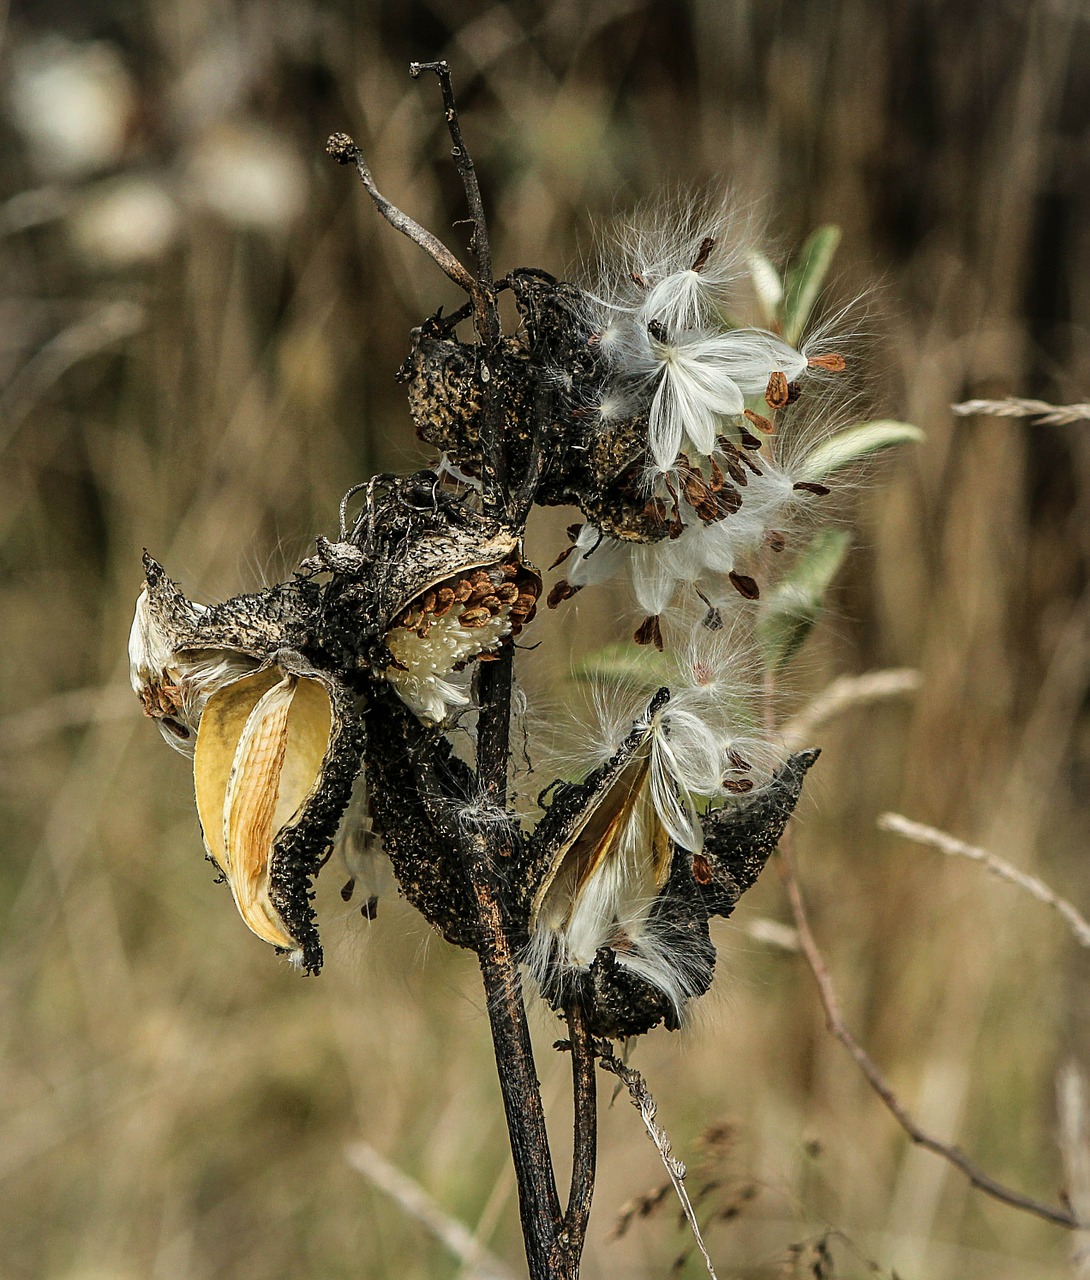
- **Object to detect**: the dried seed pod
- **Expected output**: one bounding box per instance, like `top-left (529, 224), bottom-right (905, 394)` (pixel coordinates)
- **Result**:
top-left (324, 475), bottom-right (540, 724)
top-left (524, 690), bottom-right (716, 1038)
top-left (697, 751), bottom-right (819, 919)
top-left (129, 554), bottom-right (320, 752)
top-left (193, 652), bottom-right (364, 973)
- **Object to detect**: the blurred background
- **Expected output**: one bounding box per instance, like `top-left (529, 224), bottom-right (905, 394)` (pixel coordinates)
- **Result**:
top-left (2, 1), bottom-right (1089, 1276)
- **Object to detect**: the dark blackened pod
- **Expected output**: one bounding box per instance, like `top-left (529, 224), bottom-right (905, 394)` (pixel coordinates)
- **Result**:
top-left (696, 748), bottom-right (820, 920)
top-left (128, 553), bottom-right (320, 751)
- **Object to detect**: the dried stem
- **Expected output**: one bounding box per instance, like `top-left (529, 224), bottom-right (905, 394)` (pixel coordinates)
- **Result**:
top-left (408, 61), bottom-right (505, 511)
top-left (552, 1006), bottom-right (598, 1274)
top-left (780, 669), bottom-right (922, 752)
top-left (410, 61), bottom-right (497, 341)
top-left (461, 827), bottom-right (563, 1277)
top-left (345, 1140), bottom-right (518, 1280)
top-left (325, 132), bottom-right (475, 295)
top-left (878, 812), bottom-right (1090, 949)
top-left (776, 837), bottom-right (1084, 1230)
top-left (597, 1044), bottom-right (720, 1280)
top-left (951, 396), bottom-right (1090, 426)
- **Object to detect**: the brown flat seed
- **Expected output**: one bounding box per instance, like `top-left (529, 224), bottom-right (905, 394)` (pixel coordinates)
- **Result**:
top-left (793, 480), bottom-right (831, 496)
top-left (547, 580), bottom-right (580, 609)
top-left (726, 749), bottom-right (752, 771)
top-left (724, 778), bottom-right (755, 794)
top-left (691, 235), bottom-right (715, 272)
top-left (729, 571), bottom-right (760, 600)
top-left (434, 587), bottom-right (456, 615)
top-left (739, 428), bottom-right (763, 449)
top-left (496, 582), bottom-right (519, 603)
top-left (744, 408), bottom-right (775, 434)
top-left (692, 854), bottom-right (713, 885)
top-left (643, 497), bottom-right (669, 525)
top-left (765, 371), bottom-right (789, 409)
top-left (479, 594), bottom-right (501, 613)
top-left (684, 475), bottom-right (708, 506)
top-left (453, 579), bottom-right (474, 602)
top-left (716, 485), bottom-right (742, 515)
top-left (633, 615), bottom-right (664, 650)
top-left (460, 607), bottom-right (490, 627)
top-left (807, 352), bottom-right (846, 372)
top-left (549, 545), bottom-right (575, 570)
top-left (785, 381), bottom-right (801, 404)
top-left (420, 590), bottom-right (437, 613)
top-left (566, 523), bottom-right (583, 542)
top-left (766, 530), bottom-right (787, 553)
top-left (502, 561), bottom-right (520, 579)
top-left (724, 456), bottom-right (747, 486)
top-left (472, 570), bottom-right (493, 591)
top-left (516, 591), bottom-right (538, 612)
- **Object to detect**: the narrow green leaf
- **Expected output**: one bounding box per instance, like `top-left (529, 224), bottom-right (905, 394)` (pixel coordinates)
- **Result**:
top-left (803, 421), bottom-right (924, 482)
top-left (782, 225), bottom-right (841, 346)
top-left (571, 642), bottom-right (672, 693)
top-left (758, 529), bottom-right (851, 672)
top-left (747, 250), bottom-right (784, 328)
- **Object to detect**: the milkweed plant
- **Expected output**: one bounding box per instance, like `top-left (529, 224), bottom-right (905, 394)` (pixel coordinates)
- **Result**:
top-left (127, 63), bottom-right (919, 1279)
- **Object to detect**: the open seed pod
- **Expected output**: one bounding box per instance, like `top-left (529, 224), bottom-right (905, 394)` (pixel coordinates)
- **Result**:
top-left (384, 550), bottom-right (540, 723)
top-left (525, 689), bottom-right (714, 1037)
top-left (129, 553), bottom-right (320, 751)
top-left (696, 748), bottom-right (820, 919)
top-left (328, 475), bottom-right (541, 723)
top-left (193, 650), bottom-right (364, 973)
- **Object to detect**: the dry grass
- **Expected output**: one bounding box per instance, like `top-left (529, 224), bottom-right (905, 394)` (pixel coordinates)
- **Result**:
top-left (2, 2), bottom-right (1088, 1276)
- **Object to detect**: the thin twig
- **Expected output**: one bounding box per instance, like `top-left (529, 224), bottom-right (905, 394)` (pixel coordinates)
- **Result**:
top-left (345, 1140), bottom-right (518, 1280)
top-left (597, 1044), bottom-right (720, 1279)
top-left (325, 132), bottom-right (475, 295)
top-left (780, 669), bottom-right (921, 751)
top-left (878, 812), bottom-right (1090, 950)
top-left (776, 840), bottom-right (1084, 1230)
top-left (1056, 1064), bottom-right (1090, 1277)
top-left (553, 1007), bottom-right (598, 1275)
top-left (951, 397), bottom-right (1090, 426)
top-left (410, 61), bottom-right (496, 333)
top-left (408, 62), bottom-right (505, 511)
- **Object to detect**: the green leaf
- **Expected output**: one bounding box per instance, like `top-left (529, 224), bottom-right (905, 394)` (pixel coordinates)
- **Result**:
top-left (782, 225), bottom-right (841, 346)
top-left (803, 420), bottom-right (924, 482)
top-left (758, 528), bottom-right (851, 672)
top-left (571, 642), bottom-right (672, 693)
top-left (747, 250), bottom-right (784, 328)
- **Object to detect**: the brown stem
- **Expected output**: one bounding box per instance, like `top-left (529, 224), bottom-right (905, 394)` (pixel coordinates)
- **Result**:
top-left (409, 60), bottom-right (497, 344)
top-left (462, 826), bottom-right (563, 1278)
top-left (777, 838), bottom-right (1084, 1231)
top-left (551, 1005), bottom-right (598, 1276)
top-left (409, 61), bottom-right (506, 511)
top-left (325, 132), bottom-right (475, 295)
